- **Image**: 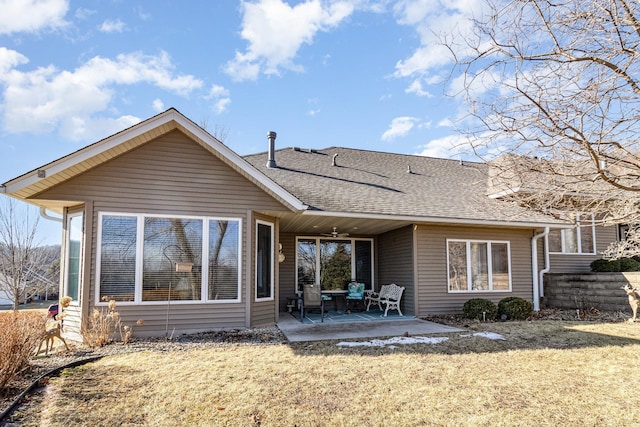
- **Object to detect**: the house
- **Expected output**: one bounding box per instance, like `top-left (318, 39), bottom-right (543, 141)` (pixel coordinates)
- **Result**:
top-left (0, 109), bottom-right (616, 338)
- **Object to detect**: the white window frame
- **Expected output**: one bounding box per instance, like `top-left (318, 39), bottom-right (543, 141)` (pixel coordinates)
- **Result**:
top-left (64, 211), bottom-right (84, 305)
top-left (549, 213), bottom-right (596, 255)
top-left (95, 212), bottom-right (243, 305)
top-left (446, 239), bottom-right (512, 293)
top-left (255, 220), bottom-right (274, 302)
top-left (294, 236), bottom-right (375, 293)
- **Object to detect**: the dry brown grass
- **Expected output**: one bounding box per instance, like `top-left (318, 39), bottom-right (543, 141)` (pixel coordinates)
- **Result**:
top-left (0, 311), bottom-right (46, 391)
top-left (16, 319), bottom-right (640, 426)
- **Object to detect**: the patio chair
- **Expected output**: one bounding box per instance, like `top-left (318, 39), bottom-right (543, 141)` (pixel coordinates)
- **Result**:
top-left (301, 284), bottom-right (328, 322)
top-left (345, 282), bottom-right (365, 311)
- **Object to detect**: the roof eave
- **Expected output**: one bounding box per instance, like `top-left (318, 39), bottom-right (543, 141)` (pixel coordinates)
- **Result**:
top-left (302, 210), bottom-right (568, 229)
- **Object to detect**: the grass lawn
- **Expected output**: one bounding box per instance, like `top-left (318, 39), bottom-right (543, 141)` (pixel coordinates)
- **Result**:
top-left (19, 320), bottom-right (640, 426)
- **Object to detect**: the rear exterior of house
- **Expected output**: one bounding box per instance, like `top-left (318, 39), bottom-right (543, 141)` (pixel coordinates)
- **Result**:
top-left (2, 109), bottom-right (618, 339)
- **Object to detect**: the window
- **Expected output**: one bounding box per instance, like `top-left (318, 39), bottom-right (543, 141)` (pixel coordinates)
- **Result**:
top-left (65, 213), bottom-right (83, 301)
top-left (142, 217), bottom-right (203, 301)
top-left (96, 213), bottom-right (241, 304)
top-left (296, 237), bottom-right (374, 292)
top-left (548, 214), bottom-right (595, 254)
top-left (99, 215), bottom-right (136, 301)
top-left (256, 221), bottom-right (274, 301)
top-left (447, 239), bottom-right (511, 292)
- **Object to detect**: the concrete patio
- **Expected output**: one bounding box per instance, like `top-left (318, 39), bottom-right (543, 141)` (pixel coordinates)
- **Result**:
top-left (276, 312), bottom-right (464, 342)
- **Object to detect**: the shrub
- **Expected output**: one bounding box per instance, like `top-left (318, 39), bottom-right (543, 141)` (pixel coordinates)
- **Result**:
top-left (590, 258), bottom-right (621, 272)
top-left (0, 311), bottom-right (47, 390)
top-left (463, 298), bottom-right (498, 321)
top-left (619, 258), bottom-right (640, 272)
top-left (498, 297), bottom-right (533, 321)
top-left (81, 299), bottom-right (141, 347)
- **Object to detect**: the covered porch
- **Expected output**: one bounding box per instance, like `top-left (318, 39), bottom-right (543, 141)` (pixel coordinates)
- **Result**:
top-left (273, 212), bottom-right (417, 319)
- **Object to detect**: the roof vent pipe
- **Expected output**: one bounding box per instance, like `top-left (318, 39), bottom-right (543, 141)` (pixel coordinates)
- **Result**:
top-left (332, 153), bottom-right (338, 166)
top-left (266, 131), bottom-right (277, 168)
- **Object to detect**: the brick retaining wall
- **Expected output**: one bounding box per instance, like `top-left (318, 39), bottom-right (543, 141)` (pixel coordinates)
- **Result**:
top-left (543, 272), bottom-right (640, 311)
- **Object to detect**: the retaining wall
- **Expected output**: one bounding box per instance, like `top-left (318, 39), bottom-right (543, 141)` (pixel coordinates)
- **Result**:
top-left (543, 272), bottom-right (640, 311)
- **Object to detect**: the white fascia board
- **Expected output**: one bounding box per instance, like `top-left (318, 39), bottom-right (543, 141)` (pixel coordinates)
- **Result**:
top-left (302, 210), bottom-right (568, 229)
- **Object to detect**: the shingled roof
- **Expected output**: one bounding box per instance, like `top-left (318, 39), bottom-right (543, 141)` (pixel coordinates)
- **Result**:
top-left (244, 146), bottom-right (563, 226)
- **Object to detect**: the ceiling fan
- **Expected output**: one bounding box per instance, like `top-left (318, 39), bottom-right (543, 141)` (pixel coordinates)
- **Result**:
top-left (321, 227), bottom-right (349, 238)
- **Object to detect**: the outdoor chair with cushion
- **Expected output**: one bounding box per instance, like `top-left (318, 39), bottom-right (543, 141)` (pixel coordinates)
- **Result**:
top-left (301, 284), bottom-right (330, 322)
top-left (345, 281), bottom-right (366, 311)
top-left (365, 283), bottom-right (405, 317)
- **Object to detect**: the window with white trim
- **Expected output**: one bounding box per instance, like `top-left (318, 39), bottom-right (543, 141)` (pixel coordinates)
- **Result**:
top-left (548, 214), bottom-right (595, 254)
top-left (97, 213), bottom-right (241, 304)
top-left (255, 221), bottom-right (274, 301)
top-left (296, 237), bottom-right (374, 292)
top-left (64, 212), bottom-right (83, 301)
top-left (447, 239), bottom-right (511, 292)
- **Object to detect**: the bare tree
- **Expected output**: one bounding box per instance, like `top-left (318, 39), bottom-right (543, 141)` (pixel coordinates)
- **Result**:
top-left (446, 0), bottom-right (640, 258)
top-left (0, 199), bottom-right (46, 309)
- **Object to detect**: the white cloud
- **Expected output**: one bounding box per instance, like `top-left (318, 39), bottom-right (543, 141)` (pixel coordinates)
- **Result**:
top-left (99, 19), bottom-right (126, 33)
top-left (224, 0), bottom-right (356, 81)
top-left (213, 98), bottom-right (231, 114)
top-left (75, 7), bottom-right (96, 20)
top-left (58, 115), bottom-right (141, 142)
top-left (152, 99), bottom-right (164, 112)
top-left (0, 50), bottom-right (203, 140)
top-left (405, 78), bottom-right (433, 97)
top-left (0, 47), bottom-right (28, 74)
top-left (391, 1), bottom-right (487, 94)
top-left (381, 116), bottom-right (420, 141)
top-left (437, 117), bottom-right (453, 127)
top-left (206, 84), bottom-right (231, 114)
top-left (0, 0), bottom-right (69, 34)
top-left (415, 133), bottom-right (470, 159)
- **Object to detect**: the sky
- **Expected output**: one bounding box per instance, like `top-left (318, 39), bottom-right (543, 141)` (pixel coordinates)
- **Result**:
top-left (0, 0), bottom-right (483, 244)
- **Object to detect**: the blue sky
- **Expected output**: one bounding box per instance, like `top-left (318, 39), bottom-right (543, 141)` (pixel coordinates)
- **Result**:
top-left (0, 0), bottom-right (481, 243)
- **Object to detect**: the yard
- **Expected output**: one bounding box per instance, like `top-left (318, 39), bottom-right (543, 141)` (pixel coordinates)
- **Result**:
top-left (5, 314), bottom-right (640, 426)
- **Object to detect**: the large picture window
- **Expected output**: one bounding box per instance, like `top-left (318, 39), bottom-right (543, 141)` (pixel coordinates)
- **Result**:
top-left (548, 214), bottom-right (595, 254)
top-left (447, 239), bottom-right (511, 292)
top-left (296, 237), bottom-right (374, 292)
top-left (97, 213), bottom-right (241, 304)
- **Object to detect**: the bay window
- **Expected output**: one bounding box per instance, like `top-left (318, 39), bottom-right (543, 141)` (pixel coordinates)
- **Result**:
top-left (97, 213), bottom-right (241, 304)
top-left (448, 239), bottom-right (511, 292)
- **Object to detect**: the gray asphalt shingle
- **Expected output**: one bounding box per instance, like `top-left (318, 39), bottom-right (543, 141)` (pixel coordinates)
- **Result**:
top-left (244, 146), bottom-right (559, 225)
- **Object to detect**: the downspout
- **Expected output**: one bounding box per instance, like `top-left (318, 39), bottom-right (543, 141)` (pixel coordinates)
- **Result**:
top-left (539, 233), bottom-right (551, 299)
top-left (531, 227), bottom-right (549, 312)
top-left (40, 207), bottom-right (63, 223)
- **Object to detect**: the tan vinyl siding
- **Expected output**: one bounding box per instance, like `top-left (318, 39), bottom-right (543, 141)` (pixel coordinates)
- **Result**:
top-left (35, 130), bottom-right (289, 336)
top-left (415, 224), bottom-right (535, 316)
top-left (548, 225), bottom-right (617, 273)
top-left (251, 213), bottom-right (278, 327)
top-left (377, 225), bottom-right (414, 316)
top-left (278, 233), bottom-right (297, 312)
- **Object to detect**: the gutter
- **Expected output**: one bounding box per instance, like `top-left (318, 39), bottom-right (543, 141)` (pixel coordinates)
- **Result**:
top-left (303, 210), bottom-right (565, 229)
top-left (531, 227), bottom-right (549, 312)
top-left (40, 207), bottom-right (63, 223)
